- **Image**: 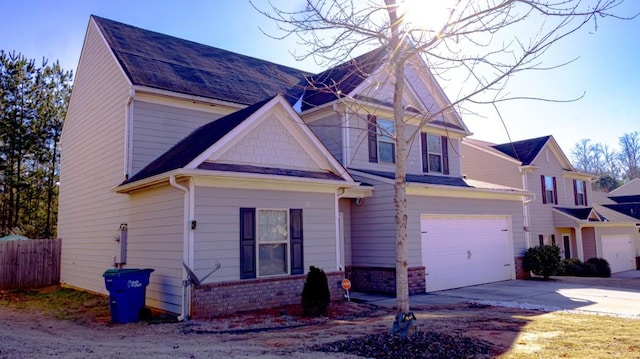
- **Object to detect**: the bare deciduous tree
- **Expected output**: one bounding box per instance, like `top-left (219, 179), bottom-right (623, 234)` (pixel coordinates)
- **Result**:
top-left (253, 0), bottom-right (634, 314)
top-left (619, 131), bottom-right (640, 180)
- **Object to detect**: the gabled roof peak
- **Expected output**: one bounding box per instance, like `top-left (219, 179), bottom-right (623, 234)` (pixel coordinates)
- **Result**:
top-left (491, 135), bottom-right (552, 165)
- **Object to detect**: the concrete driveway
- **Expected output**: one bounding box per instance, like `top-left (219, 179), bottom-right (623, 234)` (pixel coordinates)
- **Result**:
top-left (352, 271), bottom-right (640, 318)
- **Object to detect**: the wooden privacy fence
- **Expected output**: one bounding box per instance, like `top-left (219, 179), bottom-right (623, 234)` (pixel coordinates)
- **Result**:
top-left (0, 238), bottom-right (61, 290)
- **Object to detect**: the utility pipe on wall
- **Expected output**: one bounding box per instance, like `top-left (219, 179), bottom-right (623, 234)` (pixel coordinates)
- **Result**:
top-left (170, 175), bottom-right (190, 321)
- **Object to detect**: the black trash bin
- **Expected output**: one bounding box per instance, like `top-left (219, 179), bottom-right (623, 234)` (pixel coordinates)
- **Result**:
top-left (103, 268), bottom-right (154, 324)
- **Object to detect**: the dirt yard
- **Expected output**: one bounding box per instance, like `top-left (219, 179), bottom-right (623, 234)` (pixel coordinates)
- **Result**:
top-left (2, 279), bottom-right (639, 358)
top-left (0, 292), bottom-right (545, 359)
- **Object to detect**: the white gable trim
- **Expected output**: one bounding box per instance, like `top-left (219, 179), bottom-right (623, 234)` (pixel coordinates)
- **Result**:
top-left (185, 95), bottom-right (354, 182)
top-left (91, 17), bottom-right (133, 87)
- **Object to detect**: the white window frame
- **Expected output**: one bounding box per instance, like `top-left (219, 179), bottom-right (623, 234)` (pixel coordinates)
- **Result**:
top-left (544, 175), bottom-right (555, 204)
top-left (426, 133), bottom-right (443, 173)
top-left (575, 180), bottom-right (586, 205)
top-left (256, 208), bottom-right (290, 277)
top-left (377, 118), bottom-right (395, 163)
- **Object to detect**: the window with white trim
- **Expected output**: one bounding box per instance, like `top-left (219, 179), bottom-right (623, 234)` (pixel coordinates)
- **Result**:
top-left (240, 208), bottom-right (303, 279)
top-left (377, 118), bottom-right (395, 163)
top-left (541, 175), bottom-right (557, 204)
top-left (257, 209), bottom-right (289, 276)
top-left (574, 180), bottom-right (587, 206)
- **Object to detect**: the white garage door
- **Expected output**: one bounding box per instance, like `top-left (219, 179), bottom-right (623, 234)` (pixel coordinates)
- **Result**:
top-left (421, 215), bottom-right (513, 292)
top-left (601, 235), bottom-right (635, 273)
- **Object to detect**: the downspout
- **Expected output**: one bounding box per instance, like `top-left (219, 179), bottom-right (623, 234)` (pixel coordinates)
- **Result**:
top-left (336, 188), bottom-right (347, 271)
top-left (170, 175), bottom-right (190, 321)
top-left (521, 169), bottom-right (533, 249)
top-left (124, 88), bottom-right (135, 180)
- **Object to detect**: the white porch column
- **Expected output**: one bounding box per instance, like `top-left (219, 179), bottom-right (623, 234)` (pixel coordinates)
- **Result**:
top-left (574, 226), bottom-right (584, 261)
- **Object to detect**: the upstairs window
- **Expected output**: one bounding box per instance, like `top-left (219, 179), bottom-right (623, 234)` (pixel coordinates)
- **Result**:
top-left (421, 133), bottom-right (449, 174)
top-left (368, 115), bottom-right (395, 164)
top-left (541, 175), bottom-right (558, 204)
top-left (573, 179), bottom-right (588, 206)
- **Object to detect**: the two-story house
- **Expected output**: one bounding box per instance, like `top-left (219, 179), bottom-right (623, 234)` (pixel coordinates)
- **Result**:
top-left (59, 16), bottom-right (530, 319)
top-left (461, 136), bottom-right (639, 273)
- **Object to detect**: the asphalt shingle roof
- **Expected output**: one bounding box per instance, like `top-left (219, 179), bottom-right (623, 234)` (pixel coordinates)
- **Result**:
top-left (350, 168), bottom-right (471, 187)
top-left (554, 207), bottom-right (597, 221)
top-left (290, 48), bottom-right (387, 111)
top-left (603, 203), bottom-right (640, 220)
top-left (609, 195), bottom-right (640, 204)
top-left (491, 136), bottom-right (551, 165)
top-left (93, 16), bottom-right (309, 105)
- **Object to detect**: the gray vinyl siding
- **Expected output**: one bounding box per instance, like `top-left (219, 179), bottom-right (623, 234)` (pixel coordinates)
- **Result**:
top-left (346, 113), bottom-right (462, 177)
top-left (339, 198), bottom-right (352, 267)
top-left (350, 179), bottom-right (397, 267)
top-left (350, 178), bottom-right (526, 268)
top-left (131, 100), bottom-right (226, 175)
top-left (192, 187), bottom-right (337, 283)
top-left (127, 186), bottom-right (185, 314)
top-left (58, 20), bottom-right (133, 296)
top-left (582, 228), bottom-right (597, 259)
top-left (307, 114), bottom-right (343, 164)
top-left (460, 144), bottom-right (522, 189)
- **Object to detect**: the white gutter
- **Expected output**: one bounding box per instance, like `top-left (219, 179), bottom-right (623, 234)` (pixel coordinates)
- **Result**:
top-left (169, 175), bottom-right (190, 321)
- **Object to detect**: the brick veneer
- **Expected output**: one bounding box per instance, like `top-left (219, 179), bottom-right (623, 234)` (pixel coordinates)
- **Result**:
top-left (191, 271), bottom-right (345, 318)
top-left (514, 256), bottom-right (530, 279)
top-left (345, 266), bottom-right (426, 295)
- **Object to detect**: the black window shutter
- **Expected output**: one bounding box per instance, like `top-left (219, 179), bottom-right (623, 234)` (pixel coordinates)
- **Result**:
top-left (289, 209), bottom-right (304, 275)
top-left (367, 115), bottom-right (378, 163)
top-left (239, 208), bottom-right (256, 279)
top-left (538, 234), bottom-right (544, 246)
top-left (421, 133), bottom-right (428, 172)
top-left (583, 180), bottom-right (588, 206)
top-left (573, 179), bottom-right (578, 205)
top-left (552, 177), bottom-right (558, 204)
top-left (540, 175), bottom-right (547, 204)
top-left (441, 136), bottom-right (449, 175)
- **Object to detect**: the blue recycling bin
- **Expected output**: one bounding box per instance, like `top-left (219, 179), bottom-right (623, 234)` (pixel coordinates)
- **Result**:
top-left (103, 268), bottom-right (154, 324)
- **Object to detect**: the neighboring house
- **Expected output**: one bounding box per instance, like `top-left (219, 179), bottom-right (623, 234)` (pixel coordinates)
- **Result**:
top-left (59, 16), bottom-right (530, 318)
top-left (462, 136), bottom-right (639, 273)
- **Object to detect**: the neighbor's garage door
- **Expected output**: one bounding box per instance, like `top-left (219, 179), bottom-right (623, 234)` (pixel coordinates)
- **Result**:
top-left (601, 235), bottom-right (635, 273)
top-left (421, 215), bottom-right (513, 292)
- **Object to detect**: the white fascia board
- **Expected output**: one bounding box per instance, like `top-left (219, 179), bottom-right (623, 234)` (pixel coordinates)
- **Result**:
top-left (407, 183), bottom-right (530, 201)
top-left (113, 169), bottom-right (182, 194)
top-left (185, 169), bottom-right (358, 193)
top-left (563, 170), bottom-right (597, 181)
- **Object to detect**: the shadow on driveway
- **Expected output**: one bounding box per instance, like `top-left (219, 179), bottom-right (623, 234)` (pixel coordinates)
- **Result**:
top-left (352, 270), bottom-right (640, 317)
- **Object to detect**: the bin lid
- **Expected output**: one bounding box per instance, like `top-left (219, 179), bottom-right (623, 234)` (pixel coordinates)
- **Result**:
top-left (103, 268), bottom-right (154, 277)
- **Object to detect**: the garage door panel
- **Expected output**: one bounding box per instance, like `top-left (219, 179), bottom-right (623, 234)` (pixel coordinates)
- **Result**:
top-left (421, 216), bottom-right (513, 292)
top-left (601, 235), bottom-right (634, 273)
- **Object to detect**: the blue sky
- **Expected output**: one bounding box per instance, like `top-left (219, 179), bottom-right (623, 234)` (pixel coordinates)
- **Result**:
top-left (1, 0), bottom-right (639, 155)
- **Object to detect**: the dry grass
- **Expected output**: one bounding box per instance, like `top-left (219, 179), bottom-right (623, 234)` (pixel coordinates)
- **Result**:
top-left (497, 312), bottom-right (640, 358)
top-left (2, 286), bottom-right (640, 358)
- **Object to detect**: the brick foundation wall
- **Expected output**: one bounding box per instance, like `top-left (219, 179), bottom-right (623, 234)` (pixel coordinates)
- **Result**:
top-left (345, 266), bottom-right (425, 295)
top-left (191, 271), bottom-right (345, 318)
top-left (514, 256), bottom-right (530, 279)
